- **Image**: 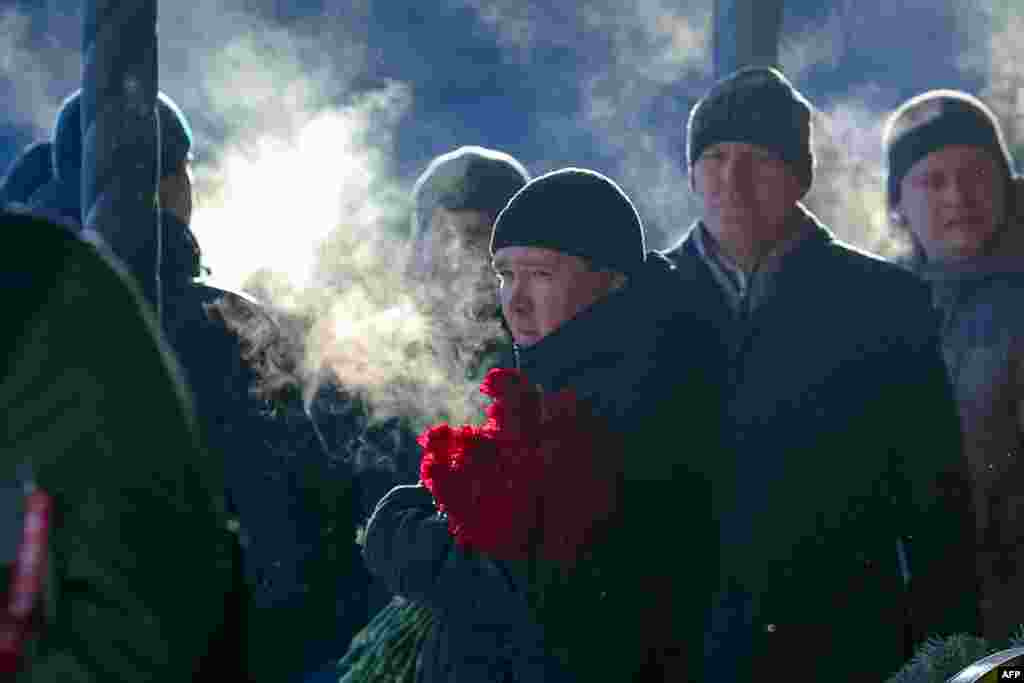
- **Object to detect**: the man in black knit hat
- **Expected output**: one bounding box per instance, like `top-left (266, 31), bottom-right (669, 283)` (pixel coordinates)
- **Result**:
top-left (365, 167), bottom-right (719, 682)
top-left (408, 145), bottom-right (530, 285)
top-left (663, 67), bottom-right (980, 680)
top-left (406, 145), bottom-right (530, 375)
top-left (35, 89), bottom-right (363, 682)
top-left (884, 89), bottom-right (1024, 643)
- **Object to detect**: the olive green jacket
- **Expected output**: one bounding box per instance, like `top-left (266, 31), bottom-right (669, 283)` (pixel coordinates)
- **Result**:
top-left (1, 212), bottom-right (239, 681)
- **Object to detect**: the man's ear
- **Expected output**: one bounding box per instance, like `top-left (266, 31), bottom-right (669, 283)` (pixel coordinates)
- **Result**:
top-left (609, 271), bottom-right (628, 293)
top-left (889, 204), bottom-right (908, 226)
top-left (158, 159), bottom-right (192, 224)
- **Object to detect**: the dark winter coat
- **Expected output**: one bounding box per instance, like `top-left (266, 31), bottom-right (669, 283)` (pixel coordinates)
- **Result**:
top-left (514, 251), bottom-right (720, 683)
top-left (916, 227), bottom-right (1024, 642)
top-left (363, 253), bottom-right (719, 683)
top-left (662, 205), bottom-right (980, 682)
top-left (0, 211), bottom-right (238, 681)
top-left (363, 484), bottom-right (561, 683)
top-left (26, 178), bottom-right (81, 229)
top-left (155, 214), bottom-right (363, 682)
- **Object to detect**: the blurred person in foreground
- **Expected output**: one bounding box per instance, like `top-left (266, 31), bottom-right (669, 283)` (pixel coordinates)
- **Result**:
top-left (662, 66), bottom-right (980, 681)
top-left (884, 89), bottom-right (1024, 643)
top-left (362, 168), bottom-right (719, 682)
top-left (0, 207), bottom-right (241, 680)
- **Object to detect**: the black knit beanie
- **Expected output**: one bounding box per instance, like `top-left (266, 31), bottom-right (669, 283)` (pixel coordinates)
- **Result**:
top-left (52, 89), bottom-right (194, 186)
top-left (687, 66), bottom-right (815, 192)
top-left (883, 89), bottom-right (1013, 207)
top-left (490, 167), bottom-right (646, 276)
top-left (411, 145), bottom-right (530, 243)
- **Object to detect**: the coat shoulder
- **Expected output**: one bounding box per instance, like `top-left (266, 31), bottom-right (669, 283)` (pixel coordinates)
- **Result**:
top-left (823, 237), bottom-right (932, 306)
top-left (658, 227), bottom-right (697, 265)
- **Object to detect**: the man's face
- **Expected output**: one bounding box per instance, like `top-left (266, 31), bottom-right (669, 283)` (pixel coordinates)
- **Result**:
top-left (417, 207), bottom-right (497, 318)
top-left (424, 207), bottom-right (493, 274)
top-left (493, 245), bottom-right (619, 347)
top-left (159, 159), bottom-right (194, 226)
top-left (896, 145), bottom-right (1007, 263)
top-left (692, 141), bottom-right (804, 246)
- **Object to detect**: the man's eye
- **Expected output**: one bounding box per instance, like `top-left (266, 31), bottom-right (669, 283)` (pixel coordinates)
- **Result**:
top-left (534, 271), bottom-right (553, 279)
top-left (912, 173), bottom-right (944, 190)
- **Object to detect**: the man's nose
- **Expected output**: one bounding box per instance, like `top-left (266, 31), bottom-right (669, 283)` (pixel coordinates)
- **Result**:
top-left (506, 278), bottom-right (531, 312)
top-left (719, 158), bottom-right (753, 189)
top-left (944, 172), bottom-right (976, 205)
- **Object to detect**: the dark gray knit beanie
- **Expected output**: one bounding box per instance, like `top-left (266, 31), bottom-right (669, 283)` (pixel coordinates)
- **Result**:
top-left (687, 66), bottom-right (815, 192)
top-left (883, 89), bottom-right (1013, 208)
top-left (410, 145), bottom-right (530, 243)
top-left (52, 88), bottom-right (193, 186)
top-left (490, 167), bottom-right (646, 276)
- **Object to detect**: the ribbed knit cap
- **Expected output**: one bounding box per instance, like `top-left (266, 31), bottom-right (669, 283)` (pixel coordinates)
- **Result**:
top-left (411, 145), bottom-right (530, 243)
top-left (490, 167), bottom-right (646, 276)
top-left (52, 88), bottom-right (193, 187)
top-left (687, 66), bottom-right (815, 192)
top-left (883, 89), bottom-right (1013, 207)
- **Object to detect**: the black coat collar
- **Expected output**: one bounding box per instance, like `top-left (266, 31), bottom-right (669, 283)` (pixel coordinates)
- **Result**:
top-left (514, 253), bottom-right (676, 394)
top-left (665, 205), bottom-right (838, 306)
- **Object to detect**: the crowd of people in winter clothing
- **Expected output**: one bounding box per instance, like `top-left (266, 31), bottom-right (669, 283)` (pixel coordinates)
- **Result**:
top-left (2, 62), bottom-right (1023, 682)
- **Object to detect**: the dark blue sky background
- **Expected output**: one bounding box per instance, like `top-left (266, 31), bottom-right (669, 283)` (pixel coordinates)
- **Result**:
top-left (0, 0), bottom-right (998, 255)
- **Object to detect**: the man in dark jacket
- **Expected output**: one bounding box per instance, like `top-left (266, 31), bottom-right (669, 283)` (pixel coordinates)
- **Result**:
top-left (663, 66), bottom-right (980, 681)
top-left (42, 88), bottom-right (363, 682)
top-left (314, 146), bottom-right (533, 683)
top-left (358, 145), bottom-right (530, 500)
top-left (364, 168), bottom-right (718, 682)
top-left (883, 89), bottom-right (1024, 642)
top-left (0, 207), bottom-right (240, 681)
top-left (27, 89), bottom-right (195, 233)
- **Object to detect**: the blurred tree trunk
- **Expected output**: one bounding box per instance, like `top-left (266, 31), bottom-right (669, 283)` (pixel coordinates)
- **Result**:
top-left (983, 10), bottom-right (1024, 169)
top-left (712, 0), bottom-right (784, 80)
top-left (82, 0), bottom-right (163, 323)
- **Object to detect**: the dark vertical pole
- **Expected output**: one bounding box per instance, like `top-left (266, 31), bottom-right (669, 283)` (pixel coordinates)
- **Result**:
top-left (713, 0), bottom-right (784, 80)
top-left (82, 0), bottom-right (163, 325)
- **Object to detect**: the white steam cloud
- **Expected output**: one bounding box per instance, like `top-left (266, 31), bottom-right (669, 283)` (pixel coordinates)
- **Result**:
top-left (170, 5), bottom-right (492, 430)
top-left (191, 84), bottom-right (410, 294)
top-left (455, 0), bottom-right (711, 249)
top-left (3, 1), bottom-right (497, 435)
top-left (577, 3), bottom-right (711, 248)
top-left (0, 7), bottom-right (79, 137)
top-left (962, 3), bottom-right (1024, 155)
top-left (803, 94), bottom-right (909, 259)
top-left (778, 7), bottom-right (846, 81)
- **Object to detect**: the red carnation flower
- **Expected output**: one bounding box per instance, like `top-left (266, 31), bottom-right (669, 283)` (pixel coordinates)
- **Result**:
top-left (481, 368), bottom-right (542, 438)
top-left (419, 368), bottom-right (619, 568)
top-left (479, 367), bottom-right (529, 400)
top-left (416, 423), bottom-right (456, 457)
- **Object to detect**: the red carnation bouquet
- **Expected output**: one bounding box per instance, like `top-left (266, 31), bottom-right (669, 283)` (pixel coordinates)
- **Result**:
top-left (418, 368), bottom-right (620, 569)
